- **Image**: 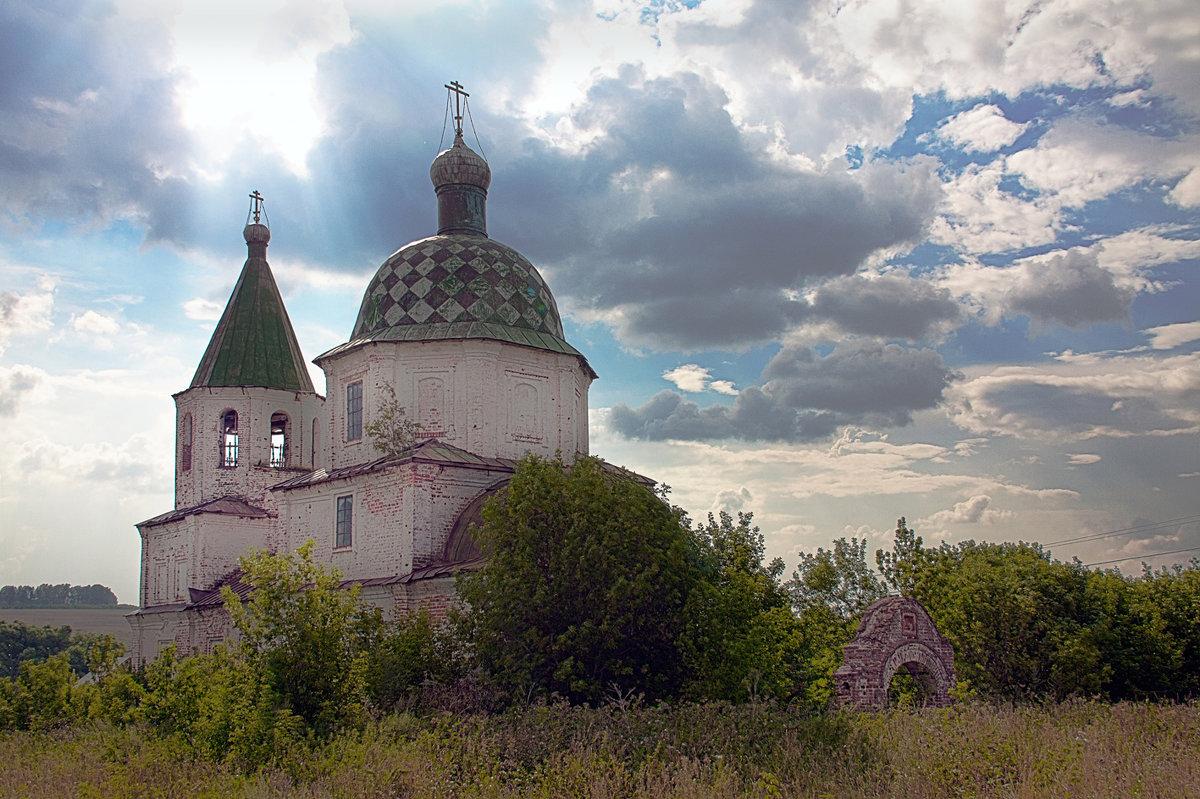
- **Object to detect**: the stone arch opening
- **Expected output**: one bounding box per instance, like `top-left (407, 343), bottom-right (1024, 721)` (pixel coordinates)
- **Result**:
top-left (888, 660), bottom-right (936, 707)
top-left (834, 597), bottom-right (956, 710)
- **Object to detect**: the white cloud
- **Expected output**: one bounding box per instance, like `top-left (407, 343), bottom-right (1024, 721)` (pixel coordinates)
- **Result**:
top-left (72, 310), bottom-right (121, 337)
top-left (1007, 119), bottom-right (1200, 209)
top-left (1168, 169), bottom-right (1200, 207)
top-left (936, 104), bottom-right (1028, 152)
top-left (1089, 227), bottom-right (1200, 290)
top-left (0, 364), bottom-right (45, 417)
top-left (947, 350), bottom-right (1200, 441)
top-left (929, 162), bottom-right (1060, 254)
top-left (918, 495), bottom-right (1013, 528)
top-left (1067, 453), bottom-right (1102, 465)
top-left (662, 363), bottom-right (739, 395)
top-left (708, 486), bottom-right (753, 515)
top-left (937, 250), bottom-right (1132, 330)
top-left (0, 280), bottom-right (56, 356)
top-left (1145, 321), bottom-right (1200, 350)
top-left (152, 0), bottom-right (355, 177)
top-left (663, 364), bottom-right (710, 392)
top-left (183, 297), bottom-right (225, 321)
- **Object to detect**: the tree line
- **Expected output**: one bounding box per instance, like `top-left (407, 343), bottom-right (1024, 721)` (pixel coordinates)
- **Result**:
top-left (1, 454), bottom-right (1197, 768)
top-left (0, 583), bottom-right (119, 608)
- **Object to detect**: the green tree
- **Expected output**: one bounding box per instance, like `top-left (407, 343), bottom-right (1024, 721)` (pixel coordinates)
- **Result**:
top-left (787, 537), bottom-right (886, 706)
top-left (884, 531), bottom-right (1104, 701)
top-left (223, 541), bottom-right (381, 736)
top-left (456, 454), bottom-right (696, 704)
top-left (876, 517), bottom-right (929, 595)
top-left (680, 511), bottom-right (802, 701)
top-left (367, 609), bottom-right (464, 711)
top-left (791, 536), bottom-right (886, 620)
top-left (366, 381), bottom-right (423, 456)
top-left (0, 621), bottom-right (73, 678)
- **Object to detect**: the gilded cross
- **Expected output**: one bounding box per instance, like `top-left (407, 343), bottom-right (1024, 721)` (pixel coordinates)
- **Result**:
top-left (249, 190), bottom-right (265, 223)
top-left (445, 80), bottom-right (469, 135)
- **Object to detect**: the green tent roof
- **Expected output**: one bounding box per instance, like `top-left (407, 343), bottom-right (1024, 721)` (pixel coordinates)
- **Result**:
top-left (190, 224), bottom-right (314, 393)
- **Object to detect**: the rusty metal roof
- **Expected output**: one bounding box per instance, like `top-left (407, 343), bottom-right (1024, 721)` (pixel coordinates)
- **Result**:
top-left (188, 569), bottom-right (252, 607)
top-left (269, 438), bottom-right (518, 491)
top-left (138, 496), bottom-right (273, 529)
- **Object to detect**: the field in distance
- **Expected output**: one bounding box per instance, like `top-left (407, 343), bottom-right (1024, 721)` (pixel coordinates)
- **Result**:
top-left (1, 608), bottom-right (135, 650)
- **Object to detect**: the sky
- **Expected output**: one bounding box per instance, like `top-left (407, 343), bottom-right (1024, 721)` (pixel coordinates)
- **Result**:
top-left (1, 0), bottom-right (1198, 604)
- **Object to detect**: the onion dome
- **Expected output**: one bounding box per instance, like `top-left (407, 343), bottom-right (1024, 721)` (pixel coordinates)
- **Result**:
top-left (430, 133), bottom-right (491, 237)
top-left (320, 122), bottom-right (592, 375)
top-left (190, 201), bottom-right (314, 392)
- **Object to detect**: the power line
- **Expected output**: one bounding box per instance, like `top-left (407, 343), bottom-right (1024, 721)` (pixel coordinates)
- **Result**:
top-left (1045, 514), bottom-right (1200, 548)
top-left (1085, 545), bottom-right (1200, 568)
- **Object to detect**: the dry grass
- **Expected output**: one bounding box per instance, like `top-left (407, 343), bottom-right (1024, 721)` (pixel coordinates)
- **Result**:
top-left (0, 700), bottom-right (1196, 798)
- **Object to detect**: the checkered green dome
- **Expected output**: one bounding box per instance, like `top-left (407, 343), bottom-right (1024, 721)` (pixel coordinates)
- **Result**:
top-left (349, 233), bottom-right (576, 355)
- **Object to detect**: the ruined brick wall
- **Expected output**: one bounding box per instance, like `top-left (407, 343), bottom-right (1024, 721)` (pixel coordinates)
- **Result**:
top-left (272, 460), bottom-right (508, 583)
top-left (834, 596), bottom-right (956, 709)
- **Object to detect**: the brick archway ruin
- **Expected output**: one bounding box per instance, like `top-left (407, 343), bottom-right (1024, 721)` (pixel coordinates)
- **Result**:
top-left (834, 596), bottom-right (956, 709)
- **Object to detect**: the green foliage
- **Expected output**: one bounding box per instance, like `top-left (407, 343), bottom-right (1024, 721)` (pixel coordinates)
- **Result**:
top-left (0, 620), bottom-right (73, 678)
top-left (791, 536), bottom-right (886, 620)
top-left (365, 381), bottom-right (423, 456)
top-left (142, 643), bottom-right (304, 767)
top-left (876, 518), bottom-right (1200, 702)
top-left (457, 454), bottom-right (696, 704)
top-left (366, 609), bottom-right (464, 711)
top-left (223, 540), bottom-right (381, 737)
top-left (680, 511), bottom-right (803, 702)
top-left (7, 654), bottom-right (84, 730)
top-left (875, 516), bottom-right (926, 595)
top-left (787, 535), bottom-right (886, 707)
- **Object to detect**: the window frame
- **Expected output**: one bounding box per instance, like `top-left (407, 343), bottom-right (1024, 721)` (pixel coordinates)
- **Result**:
top-left (269, 412), bottom-right (289, 468)
top-left (335, 495), bottom-right (353, 549)
top-left (346, 381), bottom-right (363, 441)
top-left (220, 410), bottom-right (239, 468)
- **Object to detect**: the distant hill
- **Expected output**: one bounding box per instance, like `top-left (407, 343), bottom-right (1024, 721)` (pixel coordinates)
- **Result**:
top-left (0, 583), bottom-right (119, 609)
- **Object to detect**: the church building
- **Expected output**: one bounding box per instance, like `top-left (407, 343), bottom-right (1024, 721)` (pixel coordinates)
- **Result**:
top-left (127, 93), bottom-right (597, 664)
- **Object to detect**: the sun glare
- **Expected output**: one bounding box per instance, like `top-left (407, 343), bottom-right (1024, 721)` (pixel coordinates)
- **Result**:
top-left (163, 1), bottom-right (354, 178)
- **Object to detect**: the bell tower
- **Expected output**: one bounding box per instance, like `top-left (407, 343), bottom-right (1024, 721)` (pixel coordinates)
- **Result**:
top-left (173, 192), bottom-right (325, 507)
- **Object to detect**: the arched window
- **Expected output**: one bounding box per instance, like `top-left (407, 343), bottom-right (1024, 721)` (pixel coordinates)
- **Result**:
top-left (181, 413), bottom-right (193, 472)
top-left (221, 410), bottom-right (239, 467)
top-left (270, 412), bottom-right (288, 468)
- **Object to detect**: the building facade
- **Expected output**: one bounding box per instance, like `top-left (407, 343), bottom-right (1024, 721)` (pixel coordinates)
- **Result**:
top-left (128, 127), bottom-right (595, 664)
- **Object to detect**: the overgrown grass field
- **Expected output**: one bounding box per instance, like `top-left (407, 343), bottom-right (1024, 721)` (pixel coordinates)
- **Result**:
top-left (2, 700), bottom-right (1195, 798)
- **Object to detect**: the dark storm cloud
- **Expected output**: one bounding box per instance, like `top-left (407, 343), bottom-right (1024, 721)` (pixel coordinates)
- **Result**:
top-left (809, 272), bottom-right (963, 339)
top-left (609, 341), bottom-right (957, 442)
top-left (488, 69), bottom-right (944, 350)
top-left (972, 382), bottom-right (1194, 438)
top-left (1006, 251), bottom-right (1134, 328)
top-left (0, 2), bottom-right (192, 236)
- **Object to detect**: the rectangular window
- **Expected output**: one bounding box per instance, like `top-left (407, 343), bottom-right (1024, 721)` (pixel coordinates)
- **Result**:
top-left (335, 495), bottom-right (353, 548)
top-left (346, 381), bottom-right (363, 441)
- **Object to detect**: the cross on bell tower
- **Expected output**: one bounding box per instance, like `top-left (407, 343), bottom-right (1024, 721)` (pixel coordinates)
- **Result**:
top-left (445, 80), bottom-right (469, 136)
top-left (248, 190), bottom-right (266, 224)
